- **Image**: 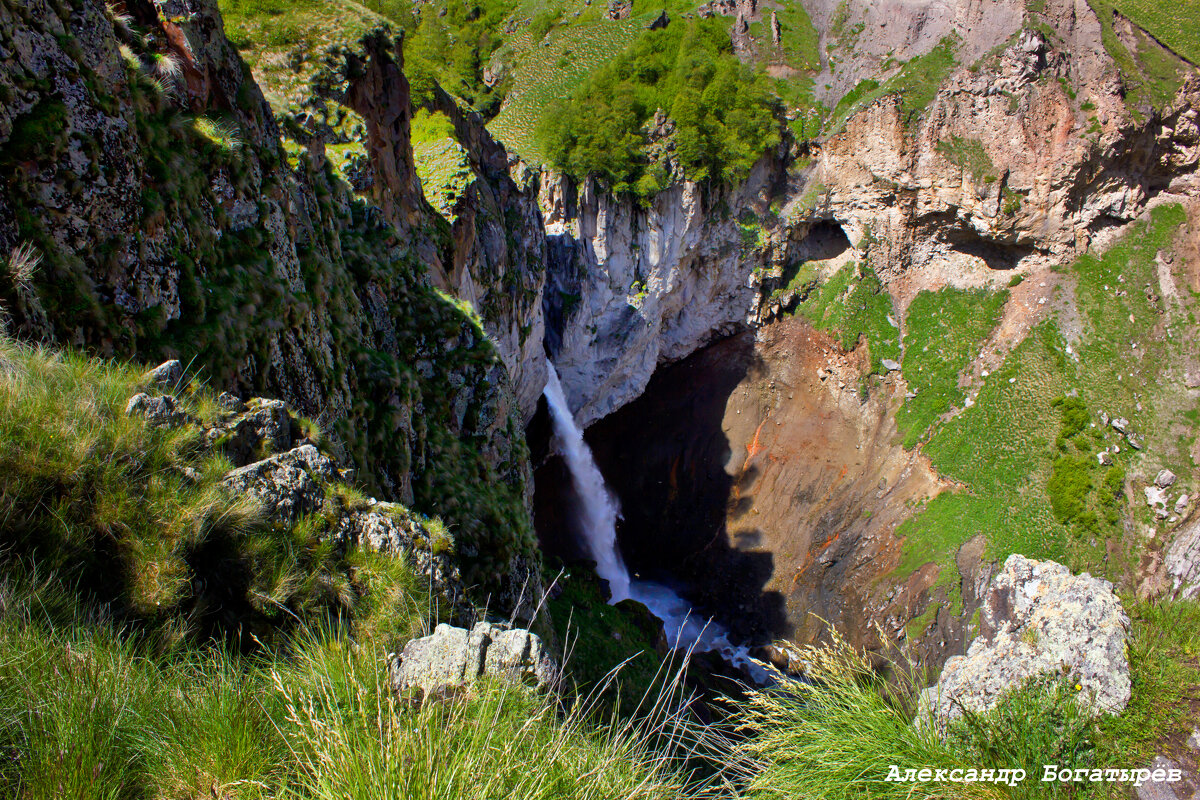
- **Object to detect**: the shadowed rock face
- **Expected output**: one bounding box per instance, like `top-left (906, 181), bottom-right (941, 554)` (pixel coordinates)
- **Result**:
top-left (580, 317), bottom-right (958, 656)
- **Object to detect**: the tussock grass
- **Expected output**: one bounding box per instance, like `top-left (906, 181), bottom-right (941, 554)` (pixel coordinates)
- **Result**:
top-left (728, 627), bottom-right (1140, 800)
top-left (0, 573), bottom-right (721, 800)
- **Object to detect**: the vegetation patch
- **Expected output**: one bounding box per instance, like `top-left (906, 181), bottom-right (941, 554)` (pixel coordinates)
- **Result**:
top-left (793, 261), bottom-right (901, 375)
top-left (935, 136), bottom-right (996, 182)
top-left (896, 288), bottom-right (1008, 448)
top-left (536, 18), bottom-right (780, 197)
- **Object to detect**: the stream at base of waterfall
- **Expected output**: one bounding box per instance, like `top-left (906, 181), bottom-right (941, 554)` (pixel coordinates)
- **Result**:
top-left (543, 362), bottom-right (770, 684)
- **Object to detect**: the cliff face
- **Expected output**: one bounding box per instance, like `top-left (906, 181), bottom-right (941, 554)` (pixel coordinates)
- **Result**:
top-left (0, 0), bottom-right (536, 597)
top-left (529, 0), bottom-right (1200, 665)
top-left (538, 151), bottom-right (789, 426)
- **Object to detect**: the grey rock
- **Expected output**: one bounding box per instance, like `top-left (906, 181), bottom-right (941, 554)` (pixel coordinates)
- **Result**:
top-left (222, 444), bottom-right (337, 524)
top-left (1177, 495), bottom-right (1190, 515)
top-left (919, 555), bottom-right (1130, 733)
top-left (217, 398), bottom-right (296, 466)
top-left (143, 360), bottom-right (183, 389)
top-left (1146, 485), bottom-right (1170, 518)
top-left (1134, 756), bottom-right (1194, 800)
top-left (1112, 417), bottom-right (1130, 433)
top-left (333, 505), bottom-right (466, 616)
top-left (217, 391), bottom-right (247, 413)
top-left (882, 359), bottom-right (902, 372)
top-left (1097, 451), bottom-right (1113, 466)
top-left (1157, 469), bottom-right (1178, 488)
top-left (1165, 517), bottom-right (1200, 599)
top-left (390, 622), bottom-right (556, 696)
top-left (125, 393), bottom-right (188, 428)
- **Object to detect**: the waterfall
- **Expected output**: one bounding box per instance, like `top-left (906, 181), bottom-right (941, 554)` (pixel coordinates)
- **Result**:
top-left (543, 361), bottom-right (769, 681)
top-left (543, 364), bottom-right (632, 602)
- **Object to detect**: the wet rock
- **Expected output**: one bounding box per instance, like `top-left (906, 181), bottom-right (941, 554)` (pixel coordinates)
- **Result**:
top-left (1156, 469), bottom-right (1178, 488)
top-left (125, 393), bottom-right (188, 428)
top-left (143, 360), bottom-right (182, 389)
top-left (919, 555), bottom-right (1130, 733)
top-left (390, 622), bottom-right (556, 696)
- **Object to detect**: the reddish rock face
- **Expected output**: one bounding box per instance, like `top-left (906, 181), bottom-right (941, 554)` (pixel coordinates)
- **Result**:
top-left (580, 317), bottom-right (956, 656)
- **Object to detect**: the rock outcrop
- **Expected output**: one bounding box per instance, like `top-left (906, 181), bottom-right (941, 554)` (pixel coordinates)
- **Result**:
top-left (124, 361), bottom-right (469, 617)
top-left (390, 621), bottom-right (557, 696)
top-left (920, 555), bottom-right (1131, 731)
top-left (540, 153), bottom-right (787, 426)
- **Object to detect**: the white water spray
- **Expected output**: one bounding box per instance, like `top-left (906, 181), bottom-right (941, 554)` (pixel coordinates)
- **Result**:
top-left (543, 364), bottom-right (632, 602)
top-left (542, 361), bottom-right (769, 682)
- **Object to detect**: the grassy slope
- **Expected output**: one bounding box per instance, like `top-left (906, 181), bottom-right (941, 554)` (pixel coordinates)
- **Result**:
top-left (488, 13), bottom-right (654, 164)
top-left (900, 203), bottom-right (1198, 600)
top-left (0, 339), bottom-right (705, 799)
top-left (896, 288), bottom-right (1008, 449)
top-left (1104, 0), bottom-right (1200, 65)
top-left (791, 261), bottom-right (901, 376)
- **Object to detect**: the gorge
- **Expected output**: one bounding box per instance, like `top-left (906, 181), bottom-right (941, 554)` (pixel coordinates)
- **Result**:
top-left (2, 0), bottom-right (1200, 792)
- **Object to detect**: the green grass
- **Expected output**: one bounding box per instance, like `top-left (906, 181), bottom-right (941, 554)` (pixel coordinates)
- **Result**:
top-left (411, 109), bottom-right (474, 220)
top-left (793, 262), bottom-right (901, 375)
top-left (895, 203), bottom-right (1198, 616)
top-left (935, 136), bottom-right (996, 182)
top-left (488, 16), bottom-right (648, 163)
top-left (896, 288), bottom-right (1008, 448)
top-left (0, 336), bottom-right (434, 645)
top-left (1103, 0), bottom-right (1200, 65)
top-left (0, 576), bottom-right (709, 800)
top-left (825, 35), bottom-right (959, 135)
top-left (1086, 0), bottom-right (1190, 113)
top-left (0, 339), bottom-right (717, 800)
top-left (732, 602), bottom-right (1200, 799)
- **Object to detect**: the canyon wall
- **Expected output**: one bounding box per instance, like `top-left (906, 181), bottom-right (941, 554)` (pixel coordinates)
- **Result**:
top-left (0, 0), bottom-right (538, 598)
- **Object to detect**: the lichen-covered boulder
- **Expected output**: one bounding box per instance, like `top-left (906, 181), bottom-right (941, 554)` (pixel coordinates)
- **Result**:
top-left (390, 622), bottom-right (556, 696)
top-left (920, 555), bottom-right (1130, 731)
top-left (125, 393), bottom-right (189, 428)
top-left (142, 360), bottom-right (183, 389)
top-left (222, 444), bottom-right (337, 523)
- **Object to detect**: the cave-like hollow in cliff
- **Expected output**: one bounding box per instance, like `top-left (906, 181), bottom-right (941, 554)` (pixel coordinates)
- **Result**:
top-left (531, 313), bottom-right (948, 651)
top-left (530, 332), bottom-right (790, 647)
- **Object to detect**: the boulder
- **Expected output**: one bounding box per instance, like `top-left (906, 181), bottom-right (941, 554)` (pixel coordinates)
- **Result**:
top-left (920, 555), bottom-right (1130, 732)
top-left (390, 622), bottom-right (556, 696)
top-left (125, 393), bottom-right (188, 428)
top-left (1156, 469), bottom-right (1178, 488)
top-left (882, 359), bottom-right (902, 372)
top-left (143, 360), bottom-right (183, 389)
top-left (222, 444), bottom-right (337, 523)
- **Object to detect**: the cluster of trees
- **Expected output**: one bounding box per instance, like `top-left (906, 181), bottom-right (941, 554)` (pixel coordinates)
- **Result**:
top-left (391, 0), bottom-right (518, 114)
top-left (537, 18), bottom-right (780, 198)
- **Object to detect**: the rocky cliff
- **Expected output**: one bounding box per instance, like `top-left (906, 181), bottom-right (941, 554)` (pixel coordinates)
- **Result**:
top-left (0, 0), bottom-right (537, 598)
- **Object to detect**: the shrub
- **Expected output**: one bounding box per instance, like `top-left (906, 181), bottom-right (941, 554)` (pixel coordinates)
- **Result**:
top-left (537, 18), bottom-right (780, 197)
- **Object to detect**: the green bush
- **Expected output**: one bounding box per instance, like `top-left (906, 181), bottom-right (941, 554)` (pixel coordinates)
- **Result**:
top-left (537, 18), bottom-right (780, 197)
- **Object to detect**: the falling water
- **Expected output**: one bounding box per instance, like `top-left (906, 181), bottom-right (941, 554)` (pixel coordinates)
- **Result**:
top-left (543, 361), bottom-right (769, 682)
top-left (542, 363), bottom-right (631, 602)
